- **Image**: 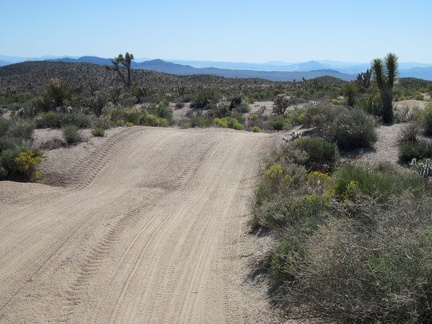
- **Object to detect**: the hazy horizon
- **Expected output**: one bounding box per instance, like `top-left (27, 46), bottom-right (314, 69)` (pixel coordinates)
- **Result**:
top-left (2, 0), bottom-right (432, 64)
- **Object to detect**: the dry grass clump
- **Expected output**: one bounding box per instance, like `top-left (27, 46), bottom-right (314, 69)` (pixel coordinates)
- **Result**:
top-left (252, 139), bottom-right (432, 323)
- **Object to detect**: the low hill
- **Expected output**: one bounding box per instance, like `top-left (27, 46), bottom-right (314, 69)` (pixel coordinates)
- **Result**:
top-left (0, 61), bottom-right (282, 96)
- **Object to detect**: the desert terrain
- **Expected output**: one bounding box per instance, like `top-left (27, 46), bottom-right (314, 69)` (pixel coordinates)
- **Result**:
top-left (0, 126), bottom-right (280, 323)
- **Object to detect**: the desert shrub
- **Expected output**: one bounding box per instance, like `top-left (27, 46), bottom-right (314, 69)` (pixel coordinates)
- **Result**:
top-left (323, 108), bottom-right (377, 151)
top-left (214, 117), bottom-right (243, 130)
top-left (281, 194), bottom-right (432, 323)
top-left (178, 113), bottom-right (214, 128)
top-left (254, 154), bottom-right (432, 322)
top-left (38, 137), bottom-right (64, 150)
top-left (0, 117), bottom-right (9, 135)
top-left (92, 127), bottom-right (105, 137)
top-left (419, 102), bottom-right (432, 136)
top-left (295, 137), bottom-right (339, 172)
top-left (300, 103), bottom-right (340, 128)
top-left (7, 120), bottom-right (34, 140)
top-left (270, 117), bottom-right (288, 131)
top-left (394, 105), bottom-right (420, 123)
top-left (106, 105), bottom-right (126, 124)
top-left (139, 113), bottom-right (169, 127)
top-left (60, 112), bottom-right (92, 129)
top-left (331, 164), bottom-right (425, 204)
top-left (397, 122), bottom-right (419, 144)
top-left (285, 108), bottom-right (305, 126)
top-left (146, 103), bottom-right (173, 124)
top-left (62, 125), bottom-right (82, 145)
top-left (399, 139), bottom-right (432, 163)
top-left (256, 192), bottom-right (328, 230)
top-left (251, 126), bottom-right (261, 133)
top-left (123, 108), bottom-right (142, 125)
top-left (192, 88), bottom-right (216, 109)
top-left (0, 147), bottom-right (42, 181)
top-left (0, 136), bottom-right (23, 151)
top-left (35, 111), bottom-right (60, 128)
top-left (233, 102), bottom-right (250, 113)
top-left (34, 95), bottom-right (54, 113)
top-left (92, 115), bottom-right (112, 130)
top-left (255, 162), bottom-right (307, 207)
top-left (117, 92), bottom-right (136, 107)
top-left (356, 94), bottom-right (382, 117)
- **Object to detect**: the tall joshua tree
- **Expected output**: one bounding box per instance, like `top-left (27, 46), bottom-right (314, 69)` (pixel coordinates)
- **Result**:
top-left (108, 52), bottom-right (134, 89)
top-left (371, 53), bottom-right (398, 124)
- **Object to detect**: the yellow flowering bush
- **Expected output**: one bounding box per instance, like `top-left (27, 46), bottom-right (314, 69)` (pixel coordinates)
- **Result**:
top-left (264, 164), bottom-right (284, 179)
top-left (15, 150), bottom-right (43, 181)
top-left (0, 149), bottom-right (44, 181)
top-left (307, 171), bottom-right (332, 191)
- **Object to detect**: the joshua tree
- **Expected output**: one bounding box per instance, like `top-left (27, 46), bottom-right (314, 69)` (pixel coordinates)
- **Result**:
top-left (371, 53), bottom-right (398, 124)
top-left (108, 52), bottom-right (134, 89)
top-left (356, 69), bottom-right (372, 92)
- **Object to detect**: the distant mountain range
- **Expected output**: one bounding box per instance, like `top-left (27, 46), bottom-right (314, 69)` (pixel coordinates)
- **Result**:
top-left (1, 55), bottom-right (432, 81)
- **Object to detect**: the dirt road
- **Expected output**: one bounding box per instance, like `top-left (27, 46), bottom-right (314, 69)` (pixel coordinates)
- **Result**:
top-left (0, 127), bottom-right (275, 323)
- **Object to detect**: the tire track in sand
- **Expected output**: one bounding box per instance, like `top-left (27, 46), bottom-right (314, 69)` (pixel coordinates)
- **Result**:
top-left (0, 128), bottom-right (274, 324)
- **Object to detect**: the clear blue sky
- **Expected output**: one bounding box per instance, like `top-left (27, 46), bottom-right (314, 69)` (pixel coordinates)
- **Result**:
top-left (1, 0), bottom-right (431, 63)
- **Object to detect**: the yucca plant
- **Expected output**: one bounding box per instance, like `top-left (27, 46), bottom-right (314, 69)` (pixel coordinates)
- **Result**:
top-left (46, 78), bottom-right (71, 109)
top-left (371, 53), bottom-right (398, 124)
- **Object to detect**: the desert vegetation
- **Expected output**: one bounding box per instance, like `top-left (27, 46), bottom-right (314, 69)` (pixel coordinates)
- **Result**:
top-left (1, 52), bottom-right (432, 321)
top-left (250, 54), bottom-right (432, 323)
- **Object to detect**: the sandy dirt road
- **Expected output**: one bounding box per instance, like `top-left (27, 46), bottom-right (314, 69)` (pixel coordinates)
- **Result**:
top-left (0, 127), bottom-right (275, 324)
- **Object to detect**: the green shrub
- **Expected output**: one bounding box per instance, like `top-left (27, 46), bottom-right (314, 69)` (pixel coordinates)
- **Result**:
top-left (214, 118), bottom-right (228, 128)
top-left (399, 139), bottom-right (432, 163)
top-left (331, 164), bottom-right (425, 204)
top-left (60, 112), bottom-right (92, 129)
top-left (124, 108), bottom-right (142, 125)
top-left (419, 102), bottom-right (432, 136)
top-left (300, 103), bottom-right (340, 128)
top-left (146, 104), bottom-right (173, 124)
top-left (62, 125), bottom-right (82, 145)
top-left (213, 117), bottom-right (244, 130)
top-left (6, 120), bottom-right (34, 140)
top-left (253, 153), bottom-right (432, 322)
top-left (192, 88), bottom-right (216, 109)
top-left (270, 117), bottom-right (286, 131)
top-left (92, 127), bottom-right (105, 137)
top-left (35, 111), bottom-right (60, 128)
top-left (92, 115), bottom-right (112, 130)
top-left (323, 108), bottom-right (377, 151)
top-left (233, 103), bottom-right (250, 113)
top-left (178, 114), bottom-right (214, 128)
top-left (284, 195), bottom-right (432, 323)
top-left (0, 147), bottom-right (42, 181)
top-left (397, 122), bottom-right (419, 144)
top-left (295, 137), bottom-right (339, 172)
top-left (0, 117), bottom-right (9, 135)
top-left (356, 94), bottom-right (382, 117)
top-left (251, 126), bottom-right (261, 133)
